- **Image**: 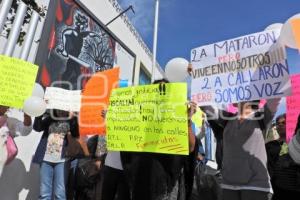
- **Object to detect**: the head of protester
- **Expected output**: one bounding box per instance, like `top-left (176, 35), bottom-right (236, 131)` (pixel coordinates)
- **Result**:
top-left (275, 113), bottom-right (286, 142)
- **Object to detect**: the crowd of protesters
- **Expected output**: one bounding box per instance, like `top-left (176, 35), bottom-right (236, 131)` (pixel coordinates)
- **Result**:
top-left (0, 66), bottom-right (300, 200)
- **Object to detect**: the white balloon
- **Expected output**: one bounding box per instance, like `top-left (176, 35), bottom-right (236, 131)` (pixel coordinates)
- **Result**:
top-left (165, 58), bottom-right (189, 82)
top-left (265, 23), bottom-right (283, 31)
top-left (23, 96), bottom-right (46, 117)
top-left (288, 13), bottom-right (300, 20)
top-left (280, 13), bottom-right (300, 49)
top-left (32, 83), bottom-right (44, 98)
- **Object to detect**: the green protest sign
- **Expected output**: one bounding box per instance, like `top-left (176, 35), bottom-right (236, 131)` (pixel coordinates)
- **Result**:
top-left (0, 55), bottom-right (38, 108)
top-left (107, 83), bottom-right (189, 155)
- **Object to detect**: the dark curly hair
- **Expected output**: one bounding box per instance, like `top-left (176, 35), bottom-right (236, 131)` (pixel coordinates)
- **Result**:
top-left (152, 78), bottom-right (169, 84)
top-left (75, 13), bottom-right (88, 29)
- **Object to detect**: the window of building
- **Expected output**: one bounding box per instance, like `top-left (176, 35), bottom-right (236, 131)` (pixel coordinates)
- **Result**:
top-left (139, 63), bottom-right (151, 85)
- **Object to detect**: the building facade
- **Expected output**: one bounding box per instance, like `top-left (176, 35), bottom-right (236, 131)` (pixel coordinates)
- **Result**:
top-left (0, 0), bottom-right (163, 199)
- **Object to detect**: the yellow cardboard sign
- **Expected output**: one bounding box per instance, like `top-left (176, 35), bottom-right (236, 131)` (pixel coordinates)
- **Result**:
top-left (0, 55), bottom-right (38, 108)
top-left (192, 107), bottom-right (204, 128)
top-left (107, 83), bottom-right (189, 155)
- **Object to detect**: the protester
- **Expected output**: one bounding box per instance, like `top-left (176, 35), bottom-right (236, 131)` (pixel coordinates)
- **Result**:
top-left (74, 135), bottom-right (107, 200)
top-left (266, 114), bottom-right (287, 177)
top-left (118, 78), bottom-right (198, 200)
top-left (201, 98), bottom-right (280, 200)
top-left (101, 150), bottom-right (131, 200)
top-left (101, 108), bottom-right (131, 200)
top-left (32, 110), bottom-right (78, 200)
top-left (206, 119), bottom-right (224, 171)
top-left (266, 113), bottom-right (300, 200)
top-left (0, 105), bottom-right (32, 176)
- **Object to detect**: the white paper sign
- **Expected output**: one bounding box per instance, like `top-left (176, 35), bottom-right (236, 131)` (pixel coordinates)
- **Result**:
top-left (191, 29), bottom-right (291, 105)
top-left (44, 87), bottom-right (81, 111)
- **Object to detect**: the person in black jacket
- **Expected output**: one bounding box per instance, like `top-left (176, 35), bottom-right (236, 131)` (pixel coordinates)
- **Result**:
top-left (266, 114), bottom-right (300, 200)
top-left (74, 135), bottom-right (107, 200)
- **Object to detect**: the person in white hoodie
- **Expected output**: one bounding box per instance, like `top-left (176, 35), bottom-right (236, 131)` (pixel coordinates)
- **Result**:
top-left (0, 105), bottom-right (32, 176)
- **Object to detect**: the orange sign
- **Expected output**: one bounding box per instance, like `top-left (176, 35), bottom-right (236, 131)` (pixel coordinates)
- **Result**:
top-left (79, 68), bottom-right (120, 135)
top-left (291, 19), bottom-right (300, 50)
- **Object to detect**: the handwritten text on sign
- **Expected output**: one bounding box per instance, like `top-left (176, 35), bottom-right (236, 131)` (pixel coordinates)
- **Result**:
top-left (191, 29), bottom-right (291, 105)
top-left (44, 87), bottom-right (81, 112)
top-left (0, 55), bottom-right (38, 108)
top-left (107, 83), bottom-right (189, 155)
top-left (79, 68), bottom-right (119, 136)
top-left (286, 74), bottom-right (300, 143)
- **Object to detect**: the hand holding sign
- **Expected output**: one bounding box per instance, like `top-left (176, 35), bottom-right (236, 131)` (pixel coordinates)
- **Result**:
top-left (188, 101), bottom-right (197, 119)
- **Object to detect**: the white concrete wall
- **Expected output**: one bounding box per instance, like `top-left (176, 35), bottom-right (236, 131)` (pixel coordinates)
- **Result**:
top-left (0, 0), bottom-right (48, 199)
top-left (0, 0), bottom-right (48, 62)
top-left (0, 0), bottom-right (163, 199)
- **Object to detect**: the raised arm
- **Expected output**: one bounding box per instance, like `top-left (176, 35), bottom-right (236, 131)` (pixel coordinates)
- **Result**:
top-left (200, 105), bottom-right (230, 128)
top-left (7, 117), bottom-right (32, 137)
top-left (188, 102), bottom-right (196, 152)
top-left (263, 98), bottom-right (281, 128)
top-left (33, 114), bottom-right (52, 132)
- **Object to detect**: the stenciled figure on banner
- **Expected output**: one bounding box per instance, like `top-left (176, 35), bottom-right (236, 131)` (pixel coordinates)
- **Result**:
top-left (39, 0), bottom-right (116, 90)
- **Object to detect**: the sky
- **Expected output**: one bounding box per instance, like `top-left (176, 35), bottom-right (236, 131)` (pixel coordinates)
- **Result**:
top-left (117, 0), bottom-right (300, 70)
top-left (118, 0), bottom-right (300, 116)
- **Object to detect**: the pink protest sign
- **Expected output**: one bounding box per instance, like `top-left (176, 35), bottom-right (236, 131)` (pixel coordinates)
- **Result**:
top-left (286, 74), bottom-right (300, 143)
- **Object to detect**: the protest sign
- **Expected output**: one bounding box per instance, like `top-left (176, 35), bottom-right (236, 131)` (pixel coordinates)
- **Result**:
top-left (291, 19), bottom-right (300, 50)
top-left (286, 74), bottom-right (300, 142)
top-left (106, 83), bottom-right (189, 155)
top-left (191, 29), bottom-right (291, 105)
top-left (44, 87), bottom-right (81, 111)
top-left (79, 68), bottom-right (119, 135)
top-left (0, 55), bottom-right (38, 108)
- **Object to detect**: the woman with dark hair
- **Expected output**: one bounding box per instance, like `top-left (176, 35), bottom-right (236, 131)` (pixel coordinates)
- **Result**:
top-left (32, 110), bottom-right (79, 200)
